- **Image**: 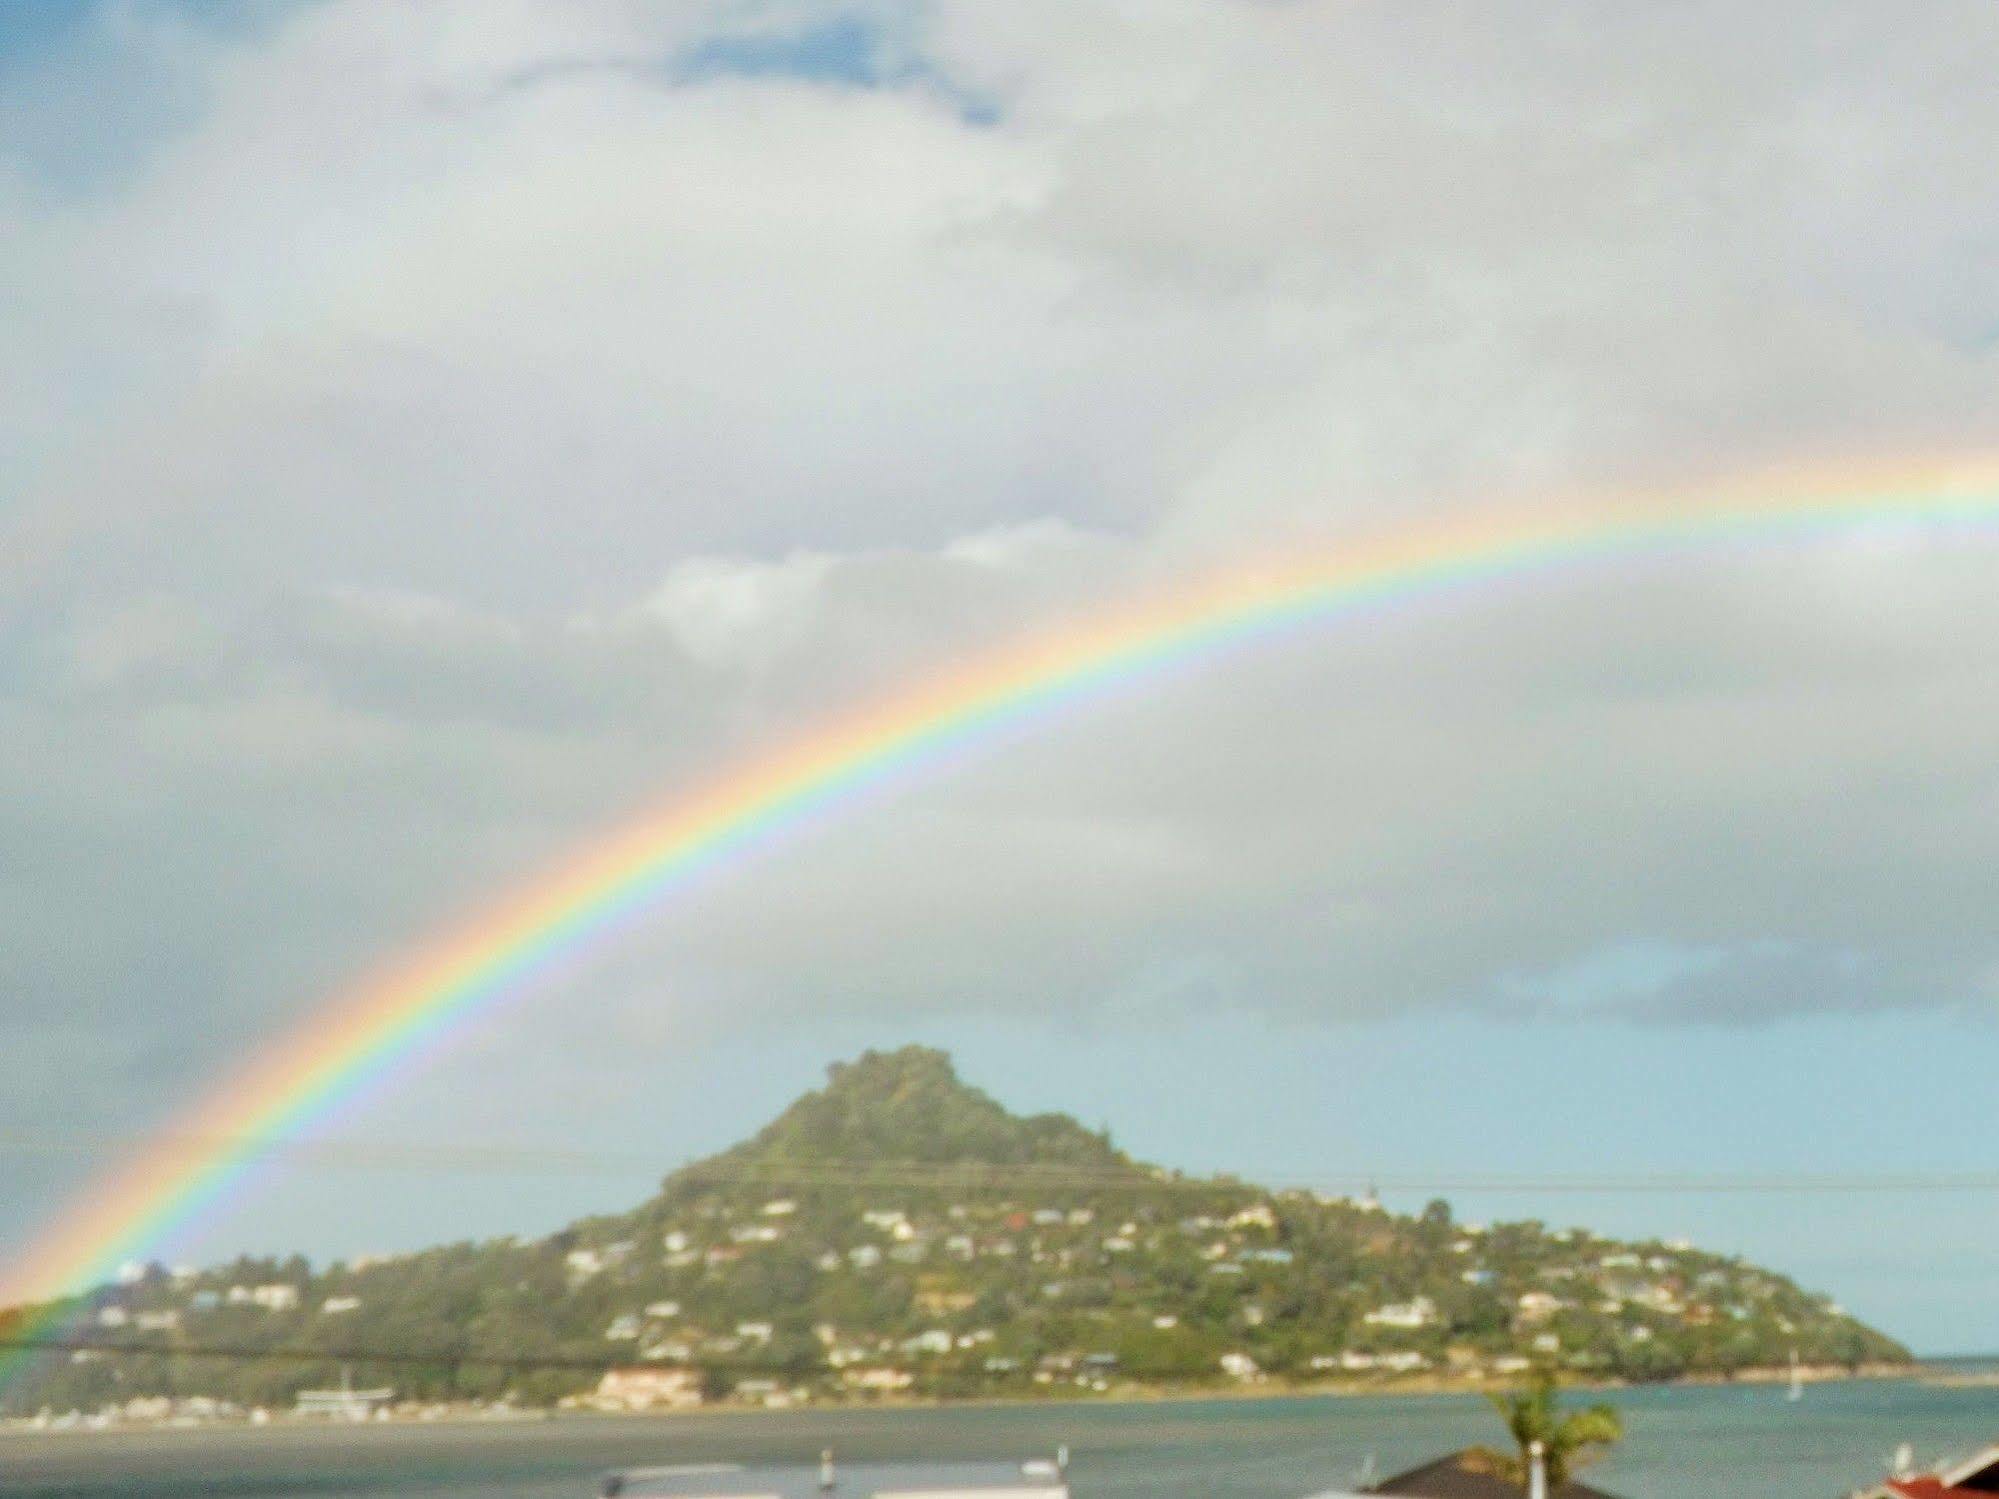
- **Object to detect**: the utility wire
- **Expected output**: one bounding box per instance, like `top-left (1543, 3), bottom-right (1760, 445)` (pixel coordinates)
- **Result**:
top-left (0, 1335), bottom-right (641, 1373)
top-left (0, 1335), bottom-right (1304, 1382)
top-left (1, 1134), bottom-right (1994, 1193)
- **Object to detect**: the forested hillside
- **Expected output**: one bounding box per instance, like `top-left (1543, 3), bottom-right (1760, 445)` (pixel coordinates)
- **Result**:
top-left (3, 1047), bottom-right (1907, 1417)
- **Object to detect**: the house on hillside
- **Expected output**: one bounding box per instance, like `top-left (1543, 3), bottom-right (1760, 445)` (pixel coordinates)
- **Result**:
top-left (1367, 1449), bottom-right (1625, 1499)
top-left (1853, 1443), bottom-right (1999, 1499)
top-left (1365, 1296), bottom-right (1439, 1329)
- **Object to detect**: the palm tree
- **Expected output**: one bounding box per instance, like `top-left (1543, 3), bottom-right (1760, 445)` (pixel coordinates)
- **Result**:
top-left (1468, 1371), bottom-right (1623, 1491)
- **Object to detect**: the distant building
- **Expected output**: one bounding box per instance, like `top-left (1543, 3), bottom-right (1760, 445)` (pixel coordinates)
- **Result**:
top-left (1365, 1296), bottom-right (1439, 1329)
top-left (293, 1382), bottom-right (394, 1421)
top-left (1313, 1349), bottom-right (1430, 1374)
top-left (1219, 1351), bottom-right (1261, 1381)
top-left (841, 1366), bottom-right (914, 1393)
top-left (591, 1367), bottom-right (702, 1412)
top-left (1514, 1291), bottom-right (1566, 1323)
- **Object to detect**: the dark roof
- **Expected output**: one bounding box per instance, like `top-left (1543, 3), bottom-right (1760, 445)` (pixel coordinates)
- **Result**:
top-left (1372, 1450), bottom-right (1623, 1499)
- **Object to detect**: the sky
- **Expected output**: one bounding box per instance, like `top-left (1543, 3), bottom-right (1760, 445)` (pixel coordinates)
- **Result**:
top-left (3, 0), bottom-right (1998, 1353)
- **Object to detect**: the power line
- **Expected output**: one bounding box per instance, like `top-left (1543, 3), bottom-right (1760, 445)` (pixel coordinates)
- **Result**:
top-left (676, 1164), bottom-right (1999, 1195)
top-left (0, 1336), bottom-right (1311, 1384)
top-left (2, 1133), bottom-right (1996, 1193)
top-left (0, 1335), bottom-right (638, 1373)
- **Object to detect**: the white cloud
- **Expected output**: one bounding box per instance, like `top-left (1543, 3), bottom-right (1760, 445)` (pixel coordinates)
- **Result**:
top-left (642, 552), bottom-right (836, 668)
top-left (4, 0), bottom-right (1999, 1185)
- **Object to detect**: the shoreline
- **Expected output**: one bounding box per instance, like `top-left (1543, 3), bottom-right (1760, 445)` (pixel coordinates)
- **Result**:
top-left (0, 1359), bottom-right (1924, 1439)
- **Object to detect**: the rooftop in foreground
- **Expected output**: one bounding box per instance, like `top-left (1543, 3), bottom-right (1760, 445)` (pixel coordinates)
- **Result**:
top-left (599, 1458), bottom-right (1069, 1498)
top-left (1369, 1449), bottom-right (1623, 1499)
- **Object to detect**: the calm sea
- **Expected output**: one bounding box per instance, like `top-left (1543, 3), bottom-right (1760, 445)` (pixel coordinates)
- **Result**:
top-left (3, 1376), bottom-right (1996, 1499)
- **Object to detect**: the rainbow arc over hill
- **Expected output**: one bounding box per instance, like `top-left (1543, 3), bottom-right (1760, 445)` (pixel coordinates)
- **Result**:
top-left (4, 456), bottom-right (1999, 1383)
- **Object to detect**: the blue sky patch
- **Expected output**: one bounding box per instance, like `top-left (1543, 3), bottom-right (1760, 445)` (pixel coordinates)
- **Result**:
top-left (672, 10), bottom-right (1000, 124)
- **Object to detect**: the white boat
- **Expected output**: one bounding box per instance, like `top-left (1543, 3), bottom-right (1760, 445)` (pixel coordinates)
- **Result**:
top-left (1787, 1347), bottom-right (1804, 1402)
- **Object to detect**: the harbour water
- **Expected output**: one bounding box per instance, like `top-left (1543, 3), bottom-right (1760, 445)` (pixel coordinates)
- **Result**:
top-left (3, 1376), bottom-right (1996, 1499)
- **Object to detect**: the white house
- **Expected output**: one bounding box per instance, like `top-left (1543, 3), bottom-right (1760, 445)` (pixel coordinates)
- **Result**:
top-left (1364, 1296), bottom-right (1438, 1328)
top-left (1220, 1352), bottom-right (1262, 1381)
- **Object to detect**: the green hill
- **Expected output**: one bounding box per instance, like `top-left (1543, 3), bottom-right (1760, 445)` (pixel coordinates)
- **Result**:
top-left (1, 1047), bottom-right (1910, 1417)
top-left (710, 1045), bottom-right (1137, 1174)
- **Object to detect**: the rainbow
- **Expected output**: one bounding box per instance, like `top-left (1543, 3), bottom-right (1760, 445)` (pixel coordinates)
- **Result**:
top-left (5, 456), bottom-right (1999, 1377)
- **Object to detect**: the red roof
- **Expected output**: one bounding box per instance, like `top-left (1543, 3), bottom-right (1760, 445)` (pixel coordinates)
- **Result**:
top-left (1877, 1443), bottom-right (1999, 1499)
top-left (1885, 1479), bottom-right (1976, 1499)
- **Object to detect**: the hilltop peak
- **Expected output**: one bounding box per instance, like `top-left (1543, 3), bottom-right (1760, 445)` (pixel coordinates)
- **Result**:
top-left (715, 1045), bottom-right (1138, 1174)
top-left (827, 1044), bottom-right (963, 1097)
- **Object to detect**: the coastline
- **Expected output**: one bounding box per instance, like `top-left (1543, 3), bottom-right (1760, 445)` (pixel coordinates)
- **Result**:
top-left (1, 1359), bottom-right (1923, 1439)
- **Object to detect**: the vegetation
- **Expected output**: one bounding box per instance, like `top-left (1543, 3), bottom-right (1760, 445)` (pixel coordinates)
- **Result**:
top-left (1472, 1371), bottom-right (1624, 1490)
top-left (2, 1047), bottom-right (1910, 1417)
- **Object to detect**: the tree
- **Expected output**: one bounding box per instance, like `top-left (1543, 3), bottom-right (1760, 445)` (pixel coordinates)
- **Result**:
top-left (1472, 1371), bottom-right (1622, 1491)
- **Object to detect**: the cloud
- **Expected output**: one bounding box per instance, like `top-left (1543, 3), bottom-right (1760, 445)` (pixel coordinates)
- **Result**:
top-left (4, 0), bottom-right (1999, 1195)
top-left (643, 553), bottom-right (837, 669)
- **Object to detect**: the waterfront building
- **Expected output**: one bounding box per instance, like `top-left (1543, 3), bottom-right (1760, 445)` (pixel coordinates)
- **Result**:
top-left (292, 1380), bottom-right (393, 1421)
top-left (590, 1367), bottom-right (703, 1412)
